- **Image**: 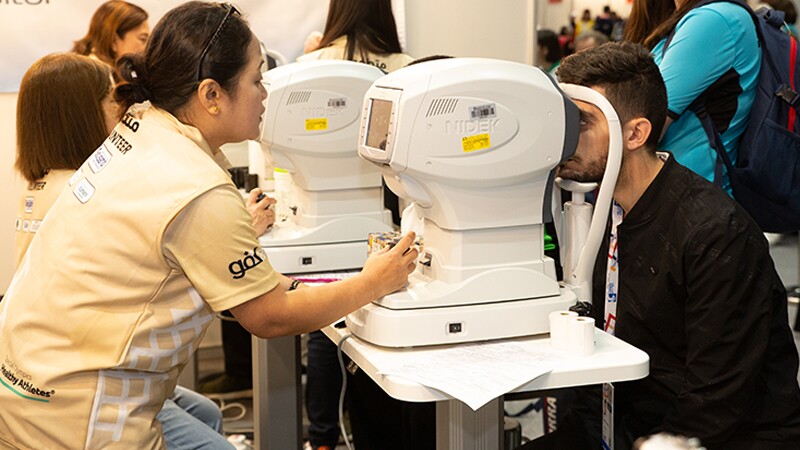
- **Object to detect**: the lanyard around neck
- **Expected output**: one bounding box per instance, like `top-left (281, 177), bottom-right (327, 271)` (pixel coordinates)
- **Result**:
top-left (604, 201), bottom-right (624, 336)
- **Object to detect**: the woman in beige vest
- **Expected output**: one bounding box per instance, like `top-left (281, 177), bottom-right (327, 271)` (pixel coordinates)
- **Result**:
top-left (0, 3), bottom-right (416, 449)
top-left (14, 53), bottom-right (118, 267)
top-left (13, 51), bottom-right (238, 450)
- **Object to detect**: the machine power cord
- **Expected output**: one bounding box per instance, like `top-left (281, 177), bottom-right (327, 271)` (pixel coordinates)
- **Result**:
top-left (337, 334), bottom-right (354, 450)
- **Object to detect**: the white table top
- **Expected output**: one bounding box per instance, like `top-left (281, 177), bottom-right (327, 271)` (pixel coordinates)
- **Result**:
top-left (323, 324), bottom-right (649, 403)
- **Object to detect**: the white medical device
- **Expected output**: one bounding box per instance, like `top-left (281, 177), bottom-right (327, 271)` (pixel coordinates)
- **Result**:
top-left (346, 58), bottom-right (622, 347)
top-left (259, 60), bottom-right (394, 273)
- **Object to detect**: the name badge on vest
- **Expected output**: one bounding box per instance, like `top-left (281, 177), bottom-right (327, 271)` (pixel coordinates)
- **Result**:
top-left (88, 145), bottom-right (113, 174)
top-left (24, 197), bottom-right (34, 214)
top-left (73, 178), bottom-right (96, 204)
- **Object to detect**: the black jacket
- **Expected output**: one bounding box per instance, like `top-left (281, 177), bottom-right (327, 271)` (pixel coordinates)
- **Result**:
top-left (587, 154), bottom-right (800, 449)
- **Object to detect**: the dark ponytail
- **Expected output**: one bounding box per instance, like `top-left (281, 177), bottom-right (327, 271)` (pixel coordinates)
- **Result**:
top-left (115, 53), bottom-right (152, 109)
top-left (113, 2), bottom-right (251, 115)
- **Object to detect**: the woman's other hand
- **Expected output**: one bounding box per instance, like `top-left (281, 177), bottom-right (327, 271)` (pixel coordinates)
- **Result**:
top-left (246, 188), bottom-right (277, 236)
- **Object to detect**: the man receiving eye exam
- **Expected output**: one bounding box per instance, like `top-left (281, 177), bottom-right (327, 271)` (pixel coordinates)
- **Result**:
top-left (522, 42), bottom-right (800, 450)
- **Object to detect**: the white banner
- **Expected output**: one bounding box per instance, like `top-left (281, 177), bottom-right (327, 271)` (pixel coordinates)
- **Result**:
top-left (0, 0), bottom-right (329, 92)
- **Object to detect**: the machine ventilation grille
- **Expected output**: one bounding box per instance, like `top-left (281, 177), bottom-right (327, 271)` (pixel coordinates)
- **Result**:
top-left (287, 91), bottom-right (312, 105)
top-left (426, 98), bottom-right (459, 117)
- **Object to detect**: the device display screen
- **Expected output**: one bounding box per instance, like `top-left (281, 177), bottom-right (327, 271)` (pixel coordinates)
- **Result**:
top-left (365, 99), bottom-right (393, 151)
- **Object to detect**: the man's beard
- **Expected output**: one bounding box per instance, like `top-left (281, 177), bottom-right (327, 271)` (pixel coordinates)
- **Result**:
top-left (557, 154), bottom-right (607, 183)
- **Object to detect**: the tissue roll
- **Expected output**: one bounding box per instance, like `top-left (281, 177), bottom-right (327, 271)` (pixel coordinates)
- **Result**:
top-left (567, 317), bottom-right (596, 356)
top-left (549, 310), bottom-right (578, 350)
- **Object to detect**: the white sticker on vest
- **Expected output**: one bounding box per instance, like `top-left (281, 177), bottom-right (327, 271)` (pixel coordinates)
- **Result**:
top-left (21, 220), bottom-right (30, 232)
top-left (68, 168), bottom-right (83, 187)
top-left (73, 178), bottom-right (96, 204)
top-left (24, 197), bottom-right (34, 213)
top-left (88, 145), bottom-right (112, 173)
top-left (30, 220), bottom-right (41, 233)
top-left (15, 218), bottom-right (21, 231)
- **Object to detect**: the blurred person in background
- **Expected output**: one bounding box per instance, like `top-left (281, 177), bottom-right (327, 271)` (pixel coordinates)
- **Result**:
top-left (537, 29), bottom-right (563, 76)
top-left (72, 0), bottom-right (150, 79)
top-left (574, 30), bottom-right (610, 53)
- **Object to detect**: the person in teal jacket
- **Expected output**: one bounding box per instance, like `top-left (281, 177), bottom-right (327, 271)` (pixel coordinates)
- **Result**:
top-left (625, 0), bottom-right (761, 194)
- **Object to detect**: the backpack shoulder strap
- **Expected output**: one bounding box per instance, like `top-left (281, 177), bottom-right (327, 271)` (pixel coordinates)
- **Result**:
top-left (690, 102), bottom-right (735, 186)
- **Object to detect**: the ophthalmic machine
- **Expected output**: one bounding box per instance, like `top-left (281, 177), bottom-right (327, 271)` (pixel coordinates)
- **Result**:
top-left (258, 60), bottom-right (395, 273)
top-left (345, 58), bottom-right (622, 347)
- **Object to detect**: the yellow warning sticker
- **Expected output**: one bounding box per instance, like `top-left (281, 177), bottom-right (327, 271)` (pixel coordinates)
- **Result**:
top-left (305, 118), bottom-right (328, 131)
top-left (461, 133), bottom-right (491, 152)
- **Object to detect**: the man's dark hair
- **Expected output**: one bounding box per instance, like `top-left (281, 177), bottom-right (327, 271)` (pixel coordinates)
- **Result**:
top-left (557, 41), bottom-right (667, 149)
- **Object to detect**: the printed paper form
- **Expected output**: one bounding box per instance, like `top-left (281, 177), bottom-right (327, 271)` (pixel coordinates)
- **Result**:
top-left (374, 339), bottom-right (563, 411)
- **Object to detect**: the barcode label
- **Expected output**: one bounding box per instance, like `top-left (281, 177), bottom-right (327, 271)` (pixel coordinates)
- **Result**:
top-left (470, 103), bottom-right (496, 119)
top-left (328, 98), bottom-right (347, 108)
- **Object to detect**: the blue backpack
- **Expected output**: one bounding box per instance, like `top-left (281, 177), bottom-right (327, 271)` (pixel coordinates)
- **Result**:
top-left (665, 0), bottom-right (800, 232)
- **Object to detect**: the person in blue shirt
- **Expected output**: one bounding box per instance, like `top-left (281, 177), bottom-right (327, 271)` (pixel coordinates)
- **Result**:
top-left (625, 0), bottom-right (761, 193)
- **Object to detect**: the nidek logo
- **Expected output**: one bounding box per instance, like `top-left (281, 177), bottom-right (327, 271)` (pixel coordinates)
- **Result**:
top-left (301, 106), bottom-right (342, 118)
top-left (445, 118), bottom-right (500, 135)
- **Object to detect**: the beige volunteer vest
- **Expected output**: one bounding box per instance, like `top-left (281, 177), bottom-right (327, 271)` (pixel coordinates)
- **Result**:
top-left (14, 169), bottom-right (73, 267)
top-left (297, 36), bottom-right (414, 73)
top-left (0, 105), bottom-right (236, 450)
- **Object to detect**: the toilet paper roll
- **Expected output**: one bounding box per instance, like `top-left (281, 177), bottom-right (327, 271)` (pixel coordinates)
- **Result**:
top-left (567, 317), bottom-right (596, 356)
top-left (549, 310), bottom-right (578, 350)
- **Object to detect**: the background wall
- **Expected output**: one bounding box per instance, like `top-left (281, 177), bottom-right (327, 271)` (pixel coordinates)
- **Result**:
top-left (404, 0), bottom-right (536, 64)
top-left (0, 0), bottom-right (329, 93)
top-left (401, 0), bottom-right (633, 66)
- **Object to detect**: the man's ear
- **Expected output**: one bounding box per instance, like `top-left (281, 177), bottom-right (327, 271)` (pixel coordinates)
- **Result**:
top-left (624, 117), bottom-right (652, 152)
top-left (196, 79), bottom-right (222, 115)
